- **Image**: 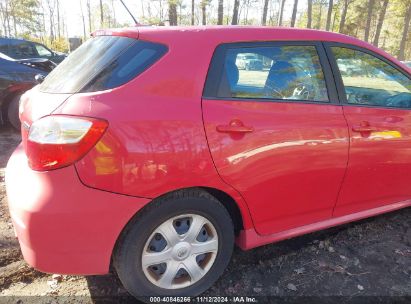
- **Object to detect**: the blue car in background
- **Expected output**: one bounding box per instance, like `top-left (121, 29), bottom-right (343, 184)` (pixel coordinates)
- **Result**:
top-left (0, 38), bottom-right (66, 64)
top-left (0, 52), bottom-right (54, 129)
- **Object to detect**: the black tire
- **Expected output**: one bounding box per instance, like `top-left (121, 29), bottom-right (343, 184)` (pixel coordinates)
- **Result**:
top-left (7, 94), bottom-right (21, 130)
top-left (113, 189), bottom-right (234, 299)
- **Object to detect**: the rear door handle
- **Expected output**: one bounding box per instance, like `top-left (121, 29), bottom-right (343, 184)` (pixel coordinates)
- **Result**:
top-left (352, 121), bottom-right (377, 133)
top-left (216, 119), bottom-right (254, 133)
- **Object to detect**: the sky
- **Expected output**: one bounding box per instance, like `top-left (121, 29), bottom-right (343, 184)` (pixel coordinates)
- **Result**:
top-left (58, 0), bottom-right (300, 38)
top-left (60, 0), bottom-right (136, 37)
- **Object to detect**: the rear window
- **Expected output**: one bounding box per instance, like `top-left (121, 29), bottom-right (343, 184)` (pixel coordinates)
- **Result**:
top-left (39, 36), bottom-right (167, 93)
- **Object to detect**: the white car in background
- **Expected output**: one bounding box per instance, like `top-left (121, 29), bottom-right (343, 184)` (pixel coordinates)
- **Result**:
top-left (236, 53), bottom-right (264, 70)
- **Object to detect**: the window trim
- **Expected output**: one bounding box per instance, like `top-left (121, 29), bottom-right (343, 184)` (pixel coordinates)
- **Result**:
top-left (323, 42), bottom-right (411, 110)
top-left (203, 41), bottom-right (339, 105)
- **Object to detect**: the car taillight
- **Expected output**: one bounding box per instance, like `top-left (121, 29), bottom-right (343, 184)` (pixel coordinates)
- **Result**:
top-left (27, 115), bottom-right (108, 171)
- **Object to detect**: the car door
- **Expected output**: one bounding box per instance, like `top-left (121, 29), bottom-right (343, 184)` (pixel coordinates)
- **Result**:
top-left (325, 43), bottom-right (411, 216)
top-left (202, 42), bottom-right (349, 235)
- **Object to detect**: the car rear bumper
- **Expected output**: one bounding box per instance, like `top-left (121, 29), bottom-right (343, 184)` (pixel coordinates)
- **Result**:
top-left (5, 144), bottom-right (150, 275)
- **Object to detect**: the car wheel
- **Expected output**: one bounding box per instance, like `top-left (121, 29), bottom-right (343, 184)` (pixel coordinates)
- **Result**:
top-left (113, 189), bottom-right (234, 299)
top-left (7, 94), bottom-right (21, 130)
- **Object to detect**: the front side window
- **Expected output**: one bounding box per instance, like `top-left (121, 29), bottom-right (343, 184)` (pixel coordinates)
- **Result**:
top-left (215, 45), bottom-right (329, 102)
top-left (35, 43), bottom-right (52, 57)
top-left (332, 47), bottom-right (411, 108)
top-left (40, 36), bottom-right (167, 93)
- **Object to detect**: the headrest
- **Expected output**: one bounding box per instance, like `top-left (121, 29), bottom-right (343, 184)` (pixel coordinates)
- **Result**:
top-left (265, 61), bottom-right (297, 90)
top-left (225, 60), bottom-right (239, 88)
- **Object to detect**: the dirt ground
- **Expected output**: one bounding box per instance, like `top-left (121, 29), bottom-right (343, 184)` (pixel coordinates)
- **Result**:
top-left (0, 126), bottom-right (410, 303)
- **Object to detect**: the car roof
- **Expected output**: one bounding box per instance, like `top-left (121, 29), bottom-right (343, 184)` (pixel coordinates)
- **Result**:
top-left (0, 37), bottom-right (45, 46)
top-left (92, 25), bottom-right (403, 68)
top-left (96, 25), bottom-right (367, 45)
top-left (0, 37), bottom-right (28, 43)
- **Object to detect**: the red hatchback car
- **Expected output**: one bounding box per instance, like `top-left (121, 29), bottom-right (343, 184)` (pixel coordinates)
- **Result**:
top-left (6, 26), bottom-right (411, 298)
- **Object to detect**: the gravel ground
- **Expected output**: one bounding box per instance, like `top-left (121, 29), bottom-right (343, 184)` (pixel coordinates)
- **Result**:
top-left (0, 126), bottom-right (410, 303)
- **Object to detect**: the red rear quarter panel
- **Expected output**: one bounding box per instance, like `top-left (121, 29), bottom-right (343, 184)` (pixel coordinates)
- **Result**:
top-left (53, 28), bottom-right (255, 229)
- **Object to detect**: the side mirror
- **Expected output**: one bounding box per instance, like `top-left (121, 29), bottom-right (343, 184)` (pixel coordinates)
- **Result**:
top-left (35, 74), bottom-right (46, 84)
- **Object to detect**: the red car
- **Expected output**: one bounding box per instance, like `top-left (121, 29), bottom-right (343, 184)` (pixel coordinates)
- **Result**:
top-left (6, 26), bottom-right (411, 298)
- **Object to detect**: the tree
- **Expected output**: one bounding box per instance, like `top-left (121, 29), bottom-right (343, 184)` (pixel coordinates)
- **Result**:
top-left (140, 0), bottom-right (145, 20)
top-left (307, 0), bottom-right (313, 28)
top-left (168, 0), bottom-right (177, 25)
top-left (339, 0), bottom-right (352, 33)
top-left (232, 0), bottom-right (239, 25)
top-left (191, 0), bottom-right (194, 25)
top-left (99, 0), bottom-right (103, 26)
top-left (325, 0), bottom-right (333, 31)
top-left (278, 0), bottom-right (286, 26)
top-left (331, 5), bottom-right (337, 30)
top-left (200, 0), bottom-right (208, 25)
top-left (315, 0), bottom-right (325, 29)
top-left (111, 0), bottom-right (116, 26)
top-left (45, 0), bottom-right (55, 40)
top-left (79, 0), bottom-right (86, 39)
top-left (158, 0), bottom-right (164, 25)
top-left (399, 3), bottom-right (411, 60)
top-left (262, 0), bottom-right (269, 25)
top-left (218, 0), bottom-right (223, 25)
top-left (86, 0), bottom-right (91, 33)
top-left (56, 0), bottom-right (60, 37)
top-left (99, 2), bottom-right (117, 28)
top-left (0, 0), bottom-right (41, 36)
top-left (243, 0), bottom-right (259, 24)
top-left (40, 0), bottom-right (47, 36)
top-left (0, 1), bottom-right (11, 36)
top-left (364, 0), bottom-right (375, 42)
top-left (373, 0), bottom-right (388, 46)
top-left (291, 0), bottom-right (298, 27)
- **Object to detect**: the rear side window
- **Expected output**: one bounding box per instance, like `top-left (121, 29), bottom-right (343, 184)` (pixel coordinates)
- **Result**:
top-left (40, 36), bottom-right (167, 93)
top-left (204, 44), bottom-right (329, 102)
top-left (8, 41), bottom-right (38, 59)
top-left (0, 42), bottom-right (9, 55)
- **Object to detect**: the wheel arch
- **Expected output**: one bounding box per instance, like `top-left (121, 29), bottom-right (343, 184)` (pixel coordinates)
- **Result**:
top-left (1, 88), bottom-right (25, 125)
top-left (110, 186), bottom-right (252, 272)
top-left (0, 91), bottom-right (15, 125)
top-left (198, 186), bottom-right (244, 235)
